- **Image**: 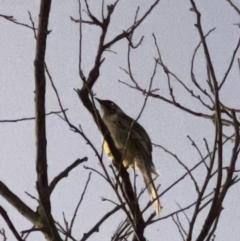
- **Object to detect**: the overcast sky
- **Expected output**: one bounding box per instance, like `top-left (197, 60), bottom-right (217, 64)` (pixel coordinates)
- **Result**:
top-left (0, 0), bottom-right (240, 240)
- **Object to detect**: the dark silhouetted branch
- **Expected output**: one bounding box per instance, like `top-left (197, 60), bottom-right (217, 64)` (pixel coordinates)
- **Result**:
top-left (0, 14), bottom-right (37, 30)
top-left (80, 204), bottom-right (124, 241)
top-left (0, 182), bottom-right (39, 225)
top-left (226, 0), bottom-right (240, 15)
top-left (0, 109), bottom-right (67, 123)
top-left (0, 207), bottom-right (23, 241)
top-left (49, 157), bottom-right (88, 195)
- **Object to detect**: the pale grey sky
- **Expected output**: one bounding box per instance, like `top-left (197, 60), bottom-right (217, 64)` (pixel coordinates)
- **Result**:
top-left (0, 0), bottom-right (240, 240)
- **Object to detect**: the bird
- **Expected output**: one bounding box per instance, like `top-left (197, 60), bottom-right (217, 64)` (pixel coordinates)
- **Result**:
top-left (95, 98), bottom-right (162, 216)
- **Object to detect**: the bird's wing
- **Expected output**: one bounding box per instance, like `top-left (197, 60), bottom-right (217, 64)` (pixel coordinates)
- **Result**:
top-left (114, 114), bottom-right (152, 153)
top-left (113, 114), bottom-right (159, 175)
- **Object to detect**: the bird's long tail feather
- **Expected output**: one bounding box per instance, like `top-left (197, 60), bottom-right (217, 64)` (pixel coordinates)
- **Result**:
top-left (135, 158), bottom-right (162, 216)
top-left (143, 175), bottom-right (162, 216)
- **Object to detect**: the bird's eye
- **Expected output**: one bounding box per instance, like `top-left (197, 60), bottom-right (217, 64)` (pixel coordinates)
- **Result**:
top-left (110, 102), bottom-right (114, 106)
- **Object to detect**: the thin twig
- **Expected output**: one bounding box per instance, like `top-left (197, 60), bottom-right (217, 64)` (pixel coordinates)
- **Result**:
top-left (0, 14), bottom-right (37, 30)
top-left (0, 109), bottom-right (67, 123)
top-left (172, 215), bottom-right (185, 241)
top-left (187, 136), bottom-right (208, 170)
top-left (190, 28), bottom-right (216, 103)
top-left (219, 38), bottom-right (240, 90)
top-left (153, 33), bottom-right (213, 110)
top-left (69, 172), bottom-right (92, 232)
top-left (80, 204), bottom-right (124, 241)
top-left (226, 0), bottom-right (240, 15)
top-left (49, 157), bottom-right (88, 195)
top-left (0, 229), bottom-right (7, 241)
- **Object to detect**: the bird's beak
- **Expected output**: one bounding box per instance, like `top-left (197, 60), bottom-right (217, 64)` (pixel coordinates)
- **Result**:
top-left (95, 98), bottom-right (102, 104)
top-left (95, 98), bottom-right (108, 113)
top-left (95, 98), bottom-right (105, 107)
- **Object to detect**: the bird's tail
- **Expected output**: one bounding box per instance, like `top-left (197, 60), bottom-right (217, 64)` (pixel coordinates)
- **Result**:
top-left (143, 173), bottom-right (162, 216)
top-left (135, 158), bottom-right (162, 216)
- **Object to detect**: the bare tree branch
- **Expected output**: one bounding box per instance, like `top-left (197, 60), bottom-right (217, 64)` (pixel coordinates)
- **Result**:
top-left (83, 0), bottom-right (103, 27)
top-left (188, 1), bottom-right (240, 240)
top-left (0, 228), bottom-right (7, 241)
top-left (0, 206), bottom-right (24, 241)
top-left (0, 14), bottom-right (37, 30)
top-left (0, 182), bottom-right (39, 225)
top-left (34, 0), bottom-right (51, 212)
top-left (80, 204), bottom-right (124, 241)
top-left (153, 33), bottom-right (214, 110)
top-left (0, 109), bottom-right (67, 123)
top-left (112, 219), bottom-right (132, 241)
top-left (103, 0), bottom-right (160, 50)
top-left (190, 28), bottom-right (216, 103)
top-left (219, 38), bottom-right (240, 90)
top-left (226, 0), bottom-right (240, 15)
top-left (49, 157), bottom-right (88, 195)
top-left (69, 172), bottom-right (92, 233)
top-left (33, 1), bottom-right (63, 240)
top-left (172, 215), bottom-right (185, 241)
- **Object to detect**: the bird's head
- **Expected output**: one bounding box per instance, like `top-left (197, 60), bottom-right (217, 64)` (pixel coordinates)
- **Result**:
top-left (95, 98), bottom-right (123, 116)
